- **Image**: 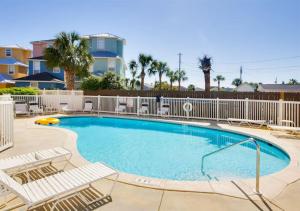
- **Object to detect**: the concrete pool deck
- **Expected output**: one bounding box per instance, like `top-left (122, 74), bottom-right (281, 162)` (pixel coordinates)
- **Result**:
top-left (1, 115), bottom-right (300, 210)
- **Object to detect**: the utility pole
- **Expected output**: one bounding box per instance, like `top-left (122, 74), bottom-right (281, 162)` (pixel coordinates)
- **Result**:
top-left (178, 53), bottom-right (182, 71)
top-left (240, 66), bottom-right (243, 82)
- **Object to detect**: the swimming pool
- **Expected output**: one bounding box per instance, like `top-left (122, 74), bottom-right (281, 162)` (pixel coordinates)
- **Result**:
top-left (56, 116), bottom-right (290, 181)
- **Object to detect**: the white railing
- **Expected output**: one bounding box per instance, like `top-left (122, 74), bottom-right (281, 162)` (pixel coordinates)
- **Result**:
top-left (10, 94), bottom-right (300, 127)
top-left (0, 95), bottom-right (14, 152)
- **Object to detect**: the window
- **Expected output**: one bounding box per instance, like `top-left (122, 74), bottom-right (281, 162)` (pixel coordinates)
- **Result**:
top-left (5, 48), bottom-right (12, 57)
top-left (33, 61), bottom-right (40, 74)
top-left (53, 67), bottom-right (60, 73)
top-left (8, 65), bottom-right (15, 75)
top-left (108, 59), bottom-right (116, 71)
top-left (30, 82), bottom-right (39, 88)
top-left (96, 38), bottom-right (105, 49)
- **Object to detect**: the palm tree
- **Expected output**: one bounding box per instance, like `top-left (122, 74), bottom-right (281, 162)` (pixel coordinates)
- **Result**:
top-left (198, 55), bottom-right (212, 92)
top-left (213, 75), bottom-right (225, 91)
top-left (138, 54), bottom-right (153, 90)
top-left (129, 60), bottom-right (138, 90)
top-left (148, 59), bottom-right (158, 77)
top-left (157, 62), bottom-right (169, 90)
top-left (288, 78), bottom-right (299, 85)
top-left (232, 78), bottom-right (242, 87)
top-left (149, 61), bottom-right (169, 90)
top-left (166, 69), bottom-right (177, 90)
top-left (44, 32), bottom-right (94, 90)
top-left (176, 69), bottom-right (188, 91)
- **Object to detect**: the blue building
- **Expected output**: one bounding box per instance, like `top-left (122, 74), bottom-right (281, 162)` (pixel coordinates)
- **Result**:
top-left (17, 33), bottom-right (126, 89)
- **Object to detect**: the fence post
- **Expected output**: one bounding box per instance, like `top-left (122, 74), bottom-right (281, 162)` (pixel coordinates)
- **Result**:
top-left (97, 95), bottom-right (101, 116)
top-left (278, 99), bottom-right (283, 125)
top-left (137, 96), bottom-right (140, 116)
top-left (216, 98), bottom-right (219, 121)
top-left (116, 95), bottom-right (119, 114)
top-left (160, 96), bottom-right (164, 116)
top-left (245, 98), bottom-right (249, 120)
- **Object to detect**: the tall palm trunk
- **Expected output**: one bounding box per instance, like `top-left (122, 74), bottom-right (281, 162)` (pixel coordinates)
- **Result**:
top-left (159, 73), bottom-right (162, 90)
top-left (204, 72), bottom-right (210, 92)
top-left (178, 80), bottom-right (181, 91)
top-left (140, 68), bottom-right (145, 90)
top-left (65, 70), bottom-right (75, 90)
top-left (218, 80), bottom-right (220, 91)
top-left (170, 81), bottom-right (173, 90)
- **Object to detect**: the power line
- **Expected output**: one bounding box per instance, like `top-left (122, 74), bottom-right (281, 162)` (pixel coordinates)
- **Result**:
top-left (245, 64), bottom-right (300, 71)
top-left (216, 55), bottom-right (300, 65)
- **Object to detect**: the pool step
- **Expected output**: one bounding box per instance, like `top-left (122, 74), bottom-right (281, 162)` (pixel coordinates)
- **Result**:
top-left (204, 173), bottom-right (219, 181)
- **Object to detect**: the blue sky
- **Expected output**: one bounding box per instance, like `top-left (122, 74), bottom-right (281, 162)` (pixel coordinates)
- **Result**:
top-left (1, 0), bottom-right (299, 88)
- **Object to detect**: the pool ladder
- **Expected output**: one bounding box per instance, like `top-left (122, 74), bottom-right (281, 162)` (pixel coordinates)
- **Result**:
top-left (201, 137), bottom-right (261, 194)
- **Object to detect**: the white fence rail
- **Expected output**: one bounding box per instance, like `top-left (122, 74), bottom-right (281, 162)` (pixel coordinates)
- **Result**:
top-left (0, 96), bottom-right (14, 151)
top-left (10, 95), bottom-right (300, 127)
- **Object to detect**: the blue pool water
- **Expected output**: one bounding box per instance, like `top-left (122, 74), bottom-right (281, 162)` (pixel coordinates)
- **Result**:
top-left (56, 117), bottom-right (290, 181)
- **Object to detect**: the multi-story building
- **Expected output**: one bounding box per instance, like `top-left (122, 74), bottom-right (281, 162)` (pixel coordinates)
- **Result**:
top-left (0, 45), bottom-right (31, 79)
top-left (17, 33), bottom-right (126, 89)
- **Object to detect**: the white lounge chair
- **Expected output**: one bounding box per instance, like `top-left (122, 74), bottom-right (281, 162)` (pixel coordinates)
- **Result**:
top-left (268, 125), bottom-right (300, 135)
top-left (0, 147), bottom-right (71, 178)
top-left (115, 102), bottom-right (127, 112)
top-left (158, 104), bottom-right (170, 115)
top-left (15, 101), bottom-right (29, 116)
top-left (83, 100), bottom-right (93, 112)
top-left (60, 102), bottom-right (75, 113)
top-left (29, 101), bottom-right (43, 115)
top-left (0, 162), bottom-right (118, 211)
top-left (227, 118), bottom-right (267, 128)
top-left (140, 103), bottom-right (149, 114)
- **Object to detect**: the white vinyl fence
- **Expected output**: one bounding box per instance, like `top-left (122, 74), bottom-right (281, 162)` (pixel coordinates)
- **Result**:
top-left (10, 94), bottom-right (300, 127)
top-left (0, 95), bottom-right (14, 151)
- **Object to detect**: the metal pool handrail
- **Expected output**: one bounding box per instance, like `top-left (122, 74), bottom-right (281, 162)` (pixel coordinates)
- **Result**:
top-left (201, 137), bottom-right (261, 194)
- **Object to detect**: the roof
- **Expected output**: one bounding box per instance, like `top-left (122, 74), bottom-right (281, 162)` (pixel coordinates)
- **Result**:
top-left (28, 56), bottom-right (45, 60)
top-left (14, 72), bottom-right (64, 83)
top-left (0, 44), bottom-right (31, 51)
top-left (258, 84), bottom-right (300, 92)
top-left (82, 33), bottom-right (125, 41)
top-left (31, 33), bottom-right (126, 44)
top-left (0, 58), bottom-right (28, 67)
top-left (91, 51), bottom-right (118, 58)
top-left (0, 74), bottom-right (14, 84)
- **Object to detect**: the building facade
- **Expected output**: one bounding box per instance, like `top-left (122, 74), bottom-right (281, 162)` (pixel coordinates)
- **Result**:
top-left (24, 33), bottom-right (126, 89)
top-left (0, 45), bottom-right (31, 79)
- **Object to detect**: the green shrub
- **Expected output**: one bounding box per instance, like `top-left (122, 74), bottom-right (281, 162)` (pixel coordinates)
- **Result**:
top-left (99, 72), bottom-right (124, 89)
top-left (80, 77), bottom-right (101, 90)
top-left (0, 87), bottom-right (40, 95)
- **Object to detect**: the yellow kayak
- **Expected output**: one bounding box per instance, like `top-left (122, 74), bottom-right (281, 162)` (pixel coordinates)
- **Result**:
top-left (35, 118), bottom-right (60, 125)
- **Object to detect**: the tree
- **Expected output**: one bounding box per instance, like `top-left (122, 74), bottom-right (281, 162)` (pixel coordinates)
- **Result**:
top-left (80, 76), bottom-right (101, 90)
top-left (129, 60), bottom-right (139, 90)
top-left (232, 78), bottom-right (242, 87)
top-left (176, 69), bottom-right (188, 91)
top-left (99, 71), bottom-right (123, 89)
top-left (187, 84), bottom-right (195, 91)
top-left (213, 75), bottom-right (225, 91)
top-left (153, 81), bottom-right (170, 91)
top-left (198, 55), bottom-right (212, 92)
top-left (149, 61), bottom-right (169, 90)
top-left (288, 78), bottom-right (299, 85)
top-left (138, 54), bottom-right (153, 90)
top-left (148, 59), bottom-right (158, 80)
top-left (44, 31), bottom-right (94, 90)
top-left (166, 69), bottom-right (178, 90)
